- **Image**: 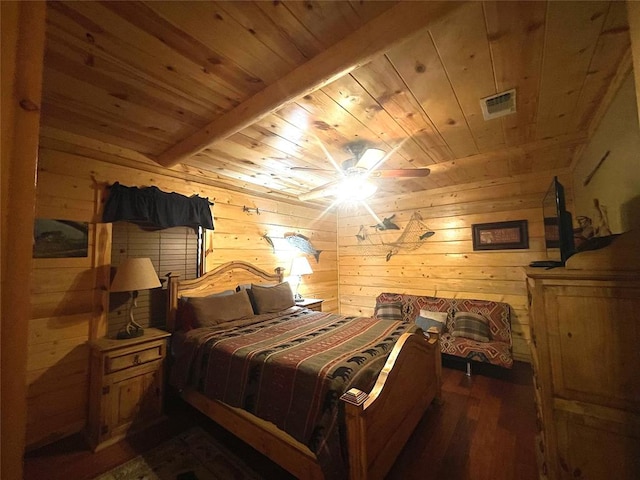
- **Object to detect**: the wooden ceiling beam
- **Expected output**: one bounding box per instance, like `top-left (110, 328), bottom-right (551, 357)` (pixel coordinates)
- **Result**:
top-left (154, 1), bottom-right (463, 168)
top-left (426, 130), bottom-right (589, 177)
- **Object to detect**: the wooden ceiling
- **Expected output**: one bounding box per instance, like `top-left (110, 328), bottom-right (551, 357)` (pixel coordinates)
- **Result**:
top-left (41, 1), bottom-right (632, 204)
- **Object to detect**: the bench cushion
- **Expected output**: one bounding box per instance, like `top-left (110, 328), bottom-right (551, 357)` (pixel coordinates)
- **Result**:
top-left (375, 292), bottom-right (513, 369)
top-left (441, 334), bottom-right (514, 368)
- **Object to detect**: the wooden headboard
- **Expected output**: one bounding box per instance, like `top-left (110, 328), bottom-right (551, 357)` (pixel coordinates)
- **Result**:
top-left (166, 261), bottom-right (284, 332)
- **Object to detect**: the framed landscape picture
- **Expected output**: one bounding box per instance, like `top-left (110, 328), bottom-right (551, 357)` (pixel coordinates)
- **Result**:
top-left (33, 219), bottom-right (89, 258)
top-left (471, 220), bottom-right (529, 251)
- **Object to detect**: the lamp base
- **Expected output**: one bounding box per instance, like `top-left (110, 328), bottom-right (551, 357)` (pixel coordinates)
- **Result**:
top-left (116, 327), bottom-right (144, 340)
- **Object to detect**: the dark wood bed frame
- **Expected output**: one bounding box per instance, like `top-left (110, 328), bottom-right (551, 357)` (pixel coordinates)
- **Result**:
top-left (166, 261), bottom-right (442, 480)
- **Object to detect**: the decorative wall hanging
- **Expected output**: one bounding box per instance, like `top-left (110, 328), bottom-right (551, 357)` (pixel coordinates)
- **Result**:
top-left (33, 219), bottom-right (89, 258)
top-left (102, 182), bottom-right (214, 230)
top-left (285, 233), bottom-right (322, 262)
top-left (262, 234), bottom-right (276, 252)
top-left (243, 206), bottom-right (260, 215)
top-left (371, 214), bottom-right (400, 231)
top-left (583, 150), bottom-right (610, 186)
top-left (262, 233), bottom-right (322, 262)
top-left (354, 212), bottom-right (435, 261)
top-left (471, 220), bottom-right (529, 251)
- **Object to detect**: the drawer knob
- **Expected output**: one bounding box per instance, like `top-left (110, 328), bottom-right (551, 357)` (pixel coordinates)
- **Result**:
top-left (133, 354), bottom-right (140, 365)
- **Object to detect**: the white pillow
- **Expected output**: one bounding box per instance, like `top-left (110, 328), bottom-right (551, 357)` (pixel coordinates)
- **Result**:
top-left (415, 310), bottom-right (448, 333)
top-left (419, 309), bottom-right (448, 324)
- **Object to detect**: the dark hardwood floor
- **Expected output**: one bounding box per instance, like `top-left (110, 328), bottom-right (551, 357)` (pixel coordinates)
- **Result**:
top-left (24, 360), bottom-right (537, 480)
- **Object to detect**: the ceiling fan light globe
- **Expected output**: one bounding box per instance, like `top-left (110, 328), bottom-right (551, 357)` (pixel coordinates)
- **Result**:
top-left (357, 148), bottom-right (386, 170)
top-left (336, 178), bottom-right (377, 202)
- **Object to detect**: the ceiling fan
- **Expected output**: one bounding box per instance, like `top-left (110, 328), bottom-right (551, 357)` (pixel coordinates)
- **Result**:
top-left (292, 142), bottom-right (431, 202)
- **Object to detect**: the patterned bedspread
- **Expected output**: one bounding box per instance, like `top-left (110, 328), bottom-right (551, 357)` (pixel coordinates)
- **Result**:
top-left (170, 306), bottom-right (415, 479)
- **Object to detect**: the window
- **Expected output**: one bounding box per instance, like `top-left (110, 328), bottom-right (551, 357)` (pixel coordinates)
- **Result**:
top-left (108, 222), bottom-right (201, 338)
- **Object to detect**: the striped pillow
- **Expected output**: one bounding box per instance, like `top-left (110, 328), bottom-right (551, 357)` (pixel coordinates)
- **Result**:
top-left (374, 302), bottom-right (403, 321)
top-left (452, 311), bottom-right (490, 342)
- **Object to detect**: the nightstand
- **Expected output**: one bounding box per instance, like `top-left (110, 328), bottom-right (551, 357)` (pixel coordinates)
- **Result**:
top-left (86, 328), bottom-right (171, 451)
top-left (295, 298), bottom-right (323, 312)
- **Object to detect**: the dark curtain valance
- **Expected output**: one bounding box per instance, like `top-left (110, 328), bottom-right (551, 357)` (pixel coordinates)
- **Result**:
top-left (102, 182), bottom-right (214, 230)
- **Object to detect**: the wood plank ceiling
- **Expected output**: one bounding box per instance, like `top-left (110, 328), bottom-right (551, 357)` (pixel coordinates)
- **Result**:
top-left (41, 1), bottom-right (632, 203)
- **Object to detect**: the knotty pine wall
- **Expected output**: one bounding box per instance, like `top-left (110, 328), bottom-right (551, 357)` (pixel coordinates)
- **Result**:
top-left (27, 137), bottom-right (337, 448)
top-left (337, 171), bottom-right (574, 363)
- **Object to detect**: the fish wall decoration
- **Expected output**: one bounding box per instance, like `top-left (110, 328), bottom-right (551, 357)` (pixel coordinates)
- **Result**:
top-left (262, 233), bottom-right (275, 252)
top-left (371, 214), bottom-right (400, 231)
top-left (285, 233), bottom-right (322, 262)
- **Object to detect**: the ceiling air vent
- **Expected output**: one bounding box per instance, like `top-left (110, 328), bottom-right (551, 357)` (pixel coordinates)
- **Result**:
top-left (480, 89), bottom-right (516, 120)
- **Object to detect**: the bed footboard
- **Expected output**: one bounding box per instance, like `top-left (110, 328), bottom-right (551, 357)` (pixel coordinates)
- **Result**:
top-left (341, 328), bottom-right (442, 480)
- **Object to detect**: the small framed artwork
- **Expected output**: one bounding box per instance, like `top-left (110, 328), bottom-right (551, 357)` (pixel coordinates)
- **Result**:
top-left (33, 219), bottom-right (89, 258)
top-left (471, 220), bottom-right (529, 251)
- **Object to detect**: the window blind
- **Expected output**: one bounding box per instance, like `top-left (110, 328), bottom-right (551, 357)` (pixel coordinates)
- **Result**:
top-left (108, 222), bottom-right (200, 338)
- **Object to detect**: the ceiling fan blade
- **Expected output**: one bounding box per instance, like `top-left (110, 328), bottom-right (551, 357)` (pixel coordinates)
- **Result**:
top-left (369, 168), bottom-right (431, 178)
top-left (290, 166), bottom-right (338, 174)
top-left (355, 148), bottom-right (386, 170)
top-left (298, 179), bottom-right (343, 201)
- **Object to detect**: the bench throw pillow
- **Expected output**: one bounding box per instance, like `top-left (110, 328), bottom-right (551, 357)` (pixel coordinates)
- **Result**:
top-left (189, 289), bottom-right (254, 327)
top-left (251, 282), bottom-right (295, 314)
top-left (415, 309), bottom-right (448, 333)
top-left (452, 311), bottom-right (491, 343)
top-left (374, 301), bottom-right (403, 321)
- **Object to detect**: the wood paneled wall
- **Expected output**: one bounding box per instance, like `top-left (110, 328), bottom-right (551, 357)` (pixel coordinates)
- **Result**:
top-left (205, 188), bottom-right (338, 307)
top-left (27, 132), bottom-right (337, 448)
top-left (337, 171), bottom-right (574, 362)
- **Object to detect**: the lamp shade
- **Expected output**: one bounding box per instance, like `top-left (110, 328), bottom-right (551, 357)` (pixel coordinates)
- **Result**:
top-left (110, 257), bottom-right (161, 292)
top-left (289, 256), bottom-right (313, 276)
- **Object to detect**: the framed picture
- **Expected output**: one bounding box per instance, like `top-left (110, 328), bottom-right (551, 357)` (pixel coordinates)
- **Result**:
top-left (33, 219), bottom-right (89, 258)
top-left (471, 220), bottom-right (529, 251)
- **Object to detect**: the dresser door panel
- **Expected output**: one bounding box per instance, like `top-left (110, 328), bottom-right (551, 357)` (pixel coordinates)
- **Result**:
top-left (108, 364), bottom-right (162, 439)
top-left (546, 286), bottom-right (640, 412)
top-left (554, 409), bottom-right (640, 480)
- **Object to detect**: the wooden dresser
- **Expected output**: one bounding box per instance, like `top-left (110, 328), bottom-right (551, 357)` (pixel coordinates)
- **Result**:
top-left (86, 328), bottom-right (171, 451)
top-left (526, 267), bottom-right (640, 480)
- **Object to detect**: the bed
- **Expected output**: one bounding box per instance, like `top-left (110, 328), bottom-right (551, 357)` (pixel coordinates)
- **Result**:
top-left (166, 261), bottom-right (442, 480)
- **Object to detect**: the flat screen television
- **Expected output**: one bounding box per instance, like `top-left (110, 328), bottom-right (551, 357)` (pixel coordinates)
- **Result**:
top-left (530, 176), bottom-right (575, 268)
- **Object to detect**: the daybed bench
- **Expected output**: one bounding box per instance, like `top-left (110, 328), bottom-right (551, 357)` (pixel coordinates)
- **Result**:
top-left (376, 292), bottom-right (513, 371)
top-left (166, 261), bottom-right (442, 480)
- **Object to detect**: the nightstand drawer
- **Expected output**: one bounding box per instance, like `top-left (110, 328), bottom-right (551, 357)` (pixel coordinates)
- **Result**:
top-left (106, 344), bottom-right (163, 374)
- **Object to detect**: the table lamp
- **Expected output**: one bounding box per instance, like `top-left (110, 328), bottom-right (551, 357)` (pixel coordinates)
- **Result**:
top-left (290, 256), bottom-right (313, 302)
top-left (110, 257), bottom-right (161, 339)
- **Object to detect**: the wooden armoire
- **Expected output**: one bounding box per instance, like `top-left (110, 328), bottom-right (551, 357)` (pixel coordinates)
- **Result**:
top-left (527, 245), bottom-right (640, 480)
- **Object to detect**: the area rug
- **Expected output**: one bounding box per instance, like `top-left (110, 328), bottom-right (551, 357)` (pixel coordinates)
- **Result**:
top-left (94, 427), bottom-right (263, 480)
